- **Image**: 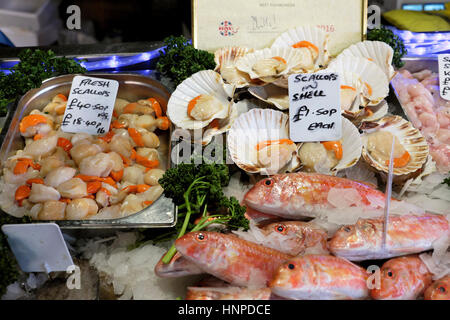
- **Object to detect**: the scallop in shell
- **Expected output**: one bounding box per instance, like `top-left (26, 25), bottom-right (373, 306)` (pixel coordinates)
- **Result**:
top-left (248, 84), bottom-right (289, 110)
top-left (271, 25), bottom-right (330, 69)
top-left (214, 46), bottom-right (253, 88)
top-left (326, 56), bottom-right (389, 106)
top-left (227, 109), bottom-right (297, 175)
top-left (360, 116), bottom-right (429, 181)
top-left (235, 47), bottom-right (307, 83)
top-left (167, 70), bottom-right (234, 130)
top-left (337, 41), bottom-right (396, 81)
top-left (338, 71), bottom-right (365, 117)
top-left (295, 117), bottom-right (362, 175)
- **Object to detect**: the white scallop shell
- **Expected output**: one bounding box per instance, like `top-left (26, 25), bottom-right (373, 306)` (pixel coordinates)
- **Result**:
top-left (338, 41), bottom-right (396, 80)
top-left (327, 56), bottom-right (389, 106)
top-left (361, 115), bottom-right (429, 177)
top-left (248, 84), bottom-right (289, 110)
top-left (214, 46), bottom-right (253, 88)
top-left (227, 109), bottom-right (296, 175)
top-left (338, 71), bottom-right (365, 116)
top-left (235, 47), bottom-right (306, 81)
top-left (167, 70), bottom-right (233, 130)
top-left (271, 25), bottom-right (330, 68)
top-left (345, 100), bottom-right (389, 125)
top-left (295, 117), bottom-right (362, 175)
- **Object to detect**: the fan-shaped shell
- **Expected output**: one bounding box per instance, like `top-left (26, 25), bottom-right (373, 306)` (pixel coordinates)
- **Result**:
top-left (295, 117), bottom-right (362, 175)
top-left (361, 116), bottom-right (429, 178)
top-left (248, 84), bottom-right (289, 110)
top-left (167, 70), bottom-right (233, 130)
top-left (227, 109), bottom-right (296, 175)
top-left (214, 46), bottom-right (253, 88)
top-left (327, 56), bottom-right (389, 106)
top-left (338, 41), bottom-right (396, 80)
top-left (235, 47), bottom-right (308, 81)
top-left (271, 25), bottom-right (330, 68)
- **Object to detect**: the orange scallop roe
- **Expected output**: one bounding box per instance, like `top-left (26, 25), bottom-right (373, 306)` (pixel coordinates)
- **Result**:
top-left (340, 85), bottom-right (356, 91)
top-left (255, 139), bottom-right (294, 151)
top-left (292, 41), bottom-right (319, 54)
top-left (188, 95), bottom-right (202, 117)
top-left (19, 114), bottom-right (48, 133)
top-left (385, 151), bottom-right (410, 168)
top-left (271, 56), bottom-right (287, 64)
top-left (321, 141), bottom-right (343, 160)
top-left (148, 98), bottom-right (163, 117)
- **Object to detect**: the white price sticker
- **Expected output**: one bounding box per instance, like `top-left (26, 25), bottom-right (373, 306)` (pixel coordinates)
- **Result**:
top-left (288, 72), bottom-right (341, 142)
top-left (61, 75), bottom-right (119, 135)
top-left (438, 54), bottom-right (450, 101)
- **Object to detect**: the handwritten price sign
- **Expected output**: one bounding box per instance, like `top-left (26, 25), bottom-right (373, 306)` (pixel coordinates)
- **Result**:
top-left (61, 76), bottom-right (119, 135)
top-left (438, 54), bottom-right (450, 101)
top-left (288, 72), bottom-right (341, 142)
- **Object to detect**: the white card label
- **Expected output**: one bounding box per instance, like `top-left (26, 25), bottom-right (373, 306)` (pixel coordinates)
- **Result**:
top-left (1, 223), bottom-right (73, 273)
top-left (438, 54), bottom-right (450, 101)
top-left (61, 75), bottom-right (119, 135)
top-left (288, 72), bottom-right (341, 142)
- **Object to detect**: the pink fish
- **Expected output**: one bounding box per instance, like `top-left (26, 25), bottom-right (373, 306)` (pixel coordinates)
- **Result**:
top-left (270, 254), bottom-right (369, 300)
top-left (424, 275), bottom-right (450, 300)
top-left (329, 214), bottom-right (449, 261)
top-left (244, 172), bottom-right (386, 219)
top-left (370, 255), bottom-right (432, 300)
top-left (154, 251), bottom-right (204, 277)
top-left (175, 231), bottom-right (293, 287)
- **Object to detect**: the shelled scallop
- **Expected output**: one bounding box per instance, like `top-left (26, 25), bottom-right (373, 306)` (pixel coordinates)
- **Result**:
top-left (248, 84), bottom-right (289, 110)
top-left (214, 46), bottom-right (253, 88)
top-left (326, 56), bottom-right (389, 107)
top-left (271, 25), bottom-right (330, 70)
top-left (235, 47), bottom-right (308, 83)
top-left (295, 117), bottom-right (362, 175)
top-left (337, 41), bottom-right (396, 80)
top-left (227, 109), bottom-right (297, 175)
top-left (360, 116), bottom-right (429, 181)
top-left (167, 70), bottom-right (237, 144)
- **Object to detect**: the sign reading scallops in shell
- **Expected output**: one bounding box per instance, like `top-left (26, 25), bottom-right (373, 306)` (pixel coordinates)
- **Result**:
top-left (288, 72), bottom-right (341, 142)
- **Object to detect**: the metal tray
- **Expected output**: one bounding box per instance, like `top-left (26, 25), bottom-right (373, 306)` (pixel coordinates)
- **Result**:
top-left (0, 73), bottom-right (176, 229)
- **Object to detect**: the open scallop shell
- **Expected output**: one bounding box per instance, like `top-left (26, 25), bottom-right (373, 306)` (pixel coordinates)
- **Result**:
top-left (235, 47), bottom-right (306, 82)
top-left (338, 71), bottom-right (365, 116)
top-left (326, 56), bottom-right (389, 106)
top-left (295, 117), bottom-right (362, 175)
top-left (227, 109), bottom-right (296, 175)
top-left (271, 25), bottom-right (330, 69)
top-left (360, 115), bottom-right (429, 179)
top-left (248, 84), bottom-right (289, 110)
top-left (337, 41), bottom-right (396, 81)
top-left (167, 70), bottom-right (234, 130)
top-left (214, 46), bottom-right (253, 88)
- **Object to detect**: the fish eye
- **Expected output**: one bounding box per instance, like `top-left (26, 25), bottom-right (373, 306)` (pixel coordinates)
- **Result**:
top-left (439, 286), bottom-right (446, 293)
top-left (275, 224), bottom-right (286, 234)
top-left (344, 226), bottom-right (352, 232)
top-left (387, 270), bottom-right (393, 277)
top-left (264, 179), bottom-right (273, 186)
top-left (196, 233), bottom-right (207, 242)
top-left (288, 263), bottom-right (295, 270)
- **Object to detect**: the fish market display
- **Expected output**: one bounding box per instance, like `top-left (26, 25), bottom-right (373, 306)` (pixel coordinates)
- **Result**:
top-left (329, 214), bottom-right (449, 261)
top-left (392, 69), bottom-right (450, 173)
top-left (370, 255), bottom-right (432, 300)
top-left (424, 275), bottom-right (450, 300)
top-left (0, 93), bottom-right (169, 220)
top-left (243, 172), bottom-right (387, 219)
top-left (270, 254), bottom-right (369, 300)
top-left (175, 231), bottom-right (293, 287)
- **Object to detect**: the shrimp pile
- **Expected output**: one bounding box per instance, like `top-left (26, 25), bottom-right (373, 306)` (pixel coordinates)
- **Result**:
top-left (0, 94), bottom-right (170, 220)
top-left (392, 69), bottom-right (450, 173)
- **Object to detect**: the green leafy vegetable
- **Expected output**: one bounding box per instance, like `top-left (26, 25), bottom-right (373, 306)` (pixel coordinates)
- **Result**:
top-left (367, 26), bottom-right (407, 68)
top-left (0, 49), bottom-right (86, 116)
top-left (0, 214), bottom-right (31, 296)
top-left (443, 176), bottom-right (450, 187)
top-left (156, 35), bottom-right (215, 86)
top-left (158, 159), bottom-right (249, 264)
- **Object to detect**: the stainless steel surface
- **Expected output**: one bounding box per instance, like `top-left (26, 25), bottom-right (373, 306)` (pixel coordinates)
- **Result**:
top-left (0, 73), bottom-right (176, 229)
